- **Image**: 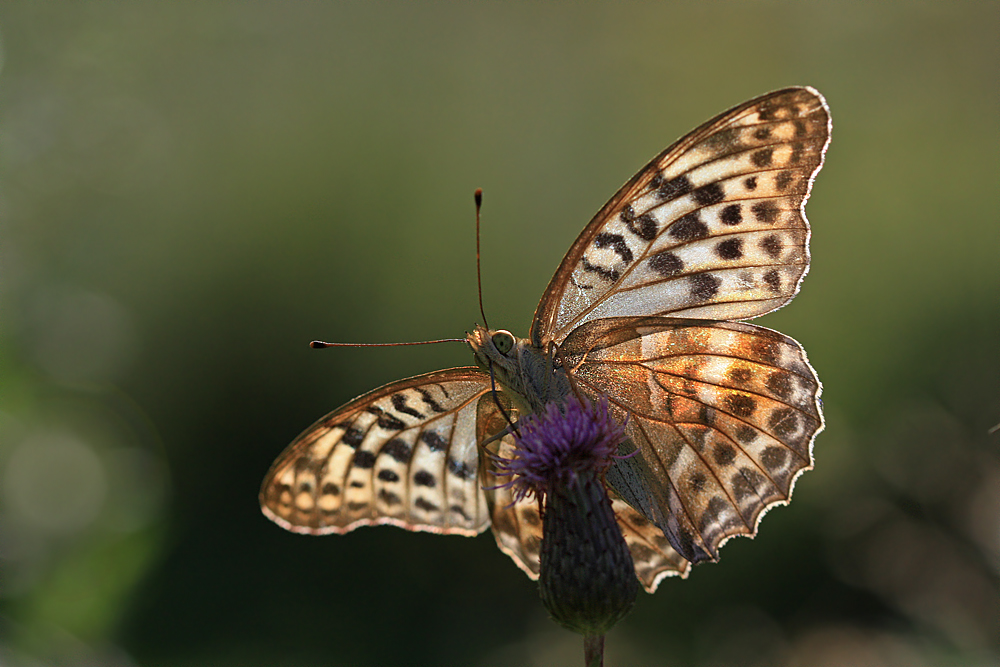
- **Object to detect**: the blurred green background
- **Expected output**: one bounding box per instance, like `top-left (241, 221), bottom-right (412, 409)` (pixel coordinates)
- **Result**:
top-left (0, 3), bottom-right (997, 666)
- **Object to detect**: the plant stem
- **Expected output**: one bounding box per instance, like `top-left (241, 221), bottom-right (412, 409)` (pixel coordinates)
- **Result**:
top-left (583, 633), bottom-right (604, 667)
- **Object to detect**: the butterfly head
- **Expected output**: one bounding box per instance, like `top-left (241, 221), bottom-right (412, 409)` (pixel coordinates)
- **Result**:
top-left (468, 324), bottom-right (574, 416)
top-left (467, 325), bottom-right (518, 372)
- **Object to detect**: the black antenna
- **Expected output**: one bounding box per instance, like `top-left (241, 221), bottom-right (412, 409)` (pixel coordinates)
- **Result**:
top-left (475, 188), bottom-right (489, 330)
top-left (474, 189), bottom-right (516, 432)
top-left (310, 339), bottom-right (464, 349)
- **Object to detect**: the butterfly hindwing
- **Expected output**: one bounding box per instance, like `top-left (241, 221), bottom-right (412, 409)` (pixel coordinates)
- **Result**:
top-left (560, 316), bottom-right (823, 563)
top-left (475, 392), bottom-right (546, 580)
top-left (610, 494), bottom-right (691, 592)
top-left (260, 368), bottom-right (493, 536)
top-left (531, 87), bottom-right (831, 346)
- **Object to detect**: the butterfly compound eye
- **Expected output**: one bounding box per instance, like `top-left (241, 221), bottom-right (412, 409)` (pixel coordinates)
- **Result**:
top-left (491, 331), bottom-right (516, 355)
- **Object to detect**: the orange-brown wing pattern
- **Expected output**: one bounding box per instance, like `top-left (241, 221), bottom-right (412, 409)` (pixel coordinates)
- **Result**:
top-left (260, 368), bottom-right (493, 536)
top-left (611, 493), bottom-right (691, 592)
top-left (560, 316), bottom-right (823, 564)
top-left (531, 87), bottom-right (830, 346)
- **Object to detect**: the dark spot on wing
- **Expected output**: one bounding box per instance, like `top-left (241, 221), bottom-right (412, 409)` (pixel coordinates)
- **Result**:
top-left (726, 394), bottom-right (757, 418)
top-left (391, 393), bottom-right (425, 419)
top-left (414, 470), bottom-right (436, 487)
top-left (761, 446), bottom-right (788, 471)
top-left (751, 340), bottom-right (781, 365)
top-left (692, 182), bottom-right (725, 206)
top-left (656, 174), bottom-right (693, 201)
top-left (626, 213), bottom-right (659, 241)
top-left (735, 425), bottom-right (758, 444)
top-left (689, 471), bottom-right (707, 493)
top-left (699, 404), bottom-right (716, 427)
top-left (751, 201), bottom-right (780, 224)
top-left (742, 467), bottom-right (767, 490)
top-left (448, 458), bottom-right (476, 481)
top-left (342, 426), bottom-right (364, 448)
top-left (420, 431), bottom-right (448, 452)
top-left (594, 232), bottom-right (633, 264)
top-left (716, 238), bottom-right (743, 260)
top-left (378, 469), bottom-right (400, 483)
top-left (669, 212), bottom-right (709, 241)
top-left (648, 251), bottom-right (683, 277)
top-left (415, 387), bottom-right (445, 413)
top-left (728, 367), bottom-right (753, 384)
top-left (766, 372), bottom-right (793, 399)
top-left (415, 498), bottom-right (439, 513)
top-left (720, 204), bottom-right (742, 226)
top-left (763, 269), bottom-right (781, 292)
top-left (378, 489), bottom-right (402, 505)
top-left (690, 273), bottom-right (721, 301)
top-left (383, 438), bottom-right (412, 463)
top-left (768, 408), bottom-right (799, 437)
top-left (367, 406), bottom-right (406, 431)
top-left (751, 147), bottom-right (774, 167)
top-left (760, 234), bottom-right (782, 259)
top-left (731, 472), bottom-right (755, 503)
top-left (713, 443), bottom-right (736, 466)
top-left (758, 100), bottom-right (780, 121)
top-left (354, 451), bottom-right (377, 469)
top-left (702, 126), bottom-right (744, 153)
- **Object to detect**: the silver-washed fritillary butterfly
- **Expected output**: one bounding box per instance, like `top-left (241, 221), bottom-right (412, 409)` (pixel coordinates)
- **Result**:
top-left (261, 87), bottom-right (829, 592)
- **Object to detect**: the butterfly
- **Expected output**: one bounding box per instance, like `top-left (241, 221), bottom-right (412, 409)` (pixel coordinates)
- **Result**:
top-left (260, 87), bottom-right (829, 593)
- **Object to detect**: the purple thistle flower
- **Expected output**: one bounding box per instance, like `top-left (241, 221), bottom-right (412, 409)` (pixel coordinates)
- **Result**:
top-left (492, 394), bottom-right (627, 505)
top-left (494, 394), bottom-right (639, 643)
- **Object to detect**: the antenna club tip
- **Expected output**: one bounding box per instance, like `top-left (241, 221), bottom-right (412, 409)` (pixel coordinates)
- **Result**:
top-left (310, 341), bottom-right (327, 348)
top-left (474, 188), bottom-right (483, 206)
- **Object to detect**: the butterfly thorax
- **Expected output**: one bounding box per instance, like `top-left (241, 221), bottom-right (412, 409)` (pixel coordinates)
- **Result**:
top-left (467, 325), bottom-right (573, 417)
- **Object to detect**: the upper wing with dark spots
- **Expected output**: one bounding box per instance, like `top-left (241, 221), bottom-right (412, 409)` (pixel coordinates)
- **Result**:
top-left (260, 368), bottom-right (493, 536)
top-left (531, 87), bottom-right (831, 346)
top-left (560, 316), bottom-right (823, 564)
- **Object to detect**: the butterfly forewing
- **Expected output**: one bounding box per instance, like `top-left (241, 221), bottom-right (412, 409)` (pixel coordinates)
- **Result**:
top-left (531, 87), bottom-right (831, 346)
top-left (260, 368), bottom-right (494, 536)
top-left (560, 317), bottom-right (822, 563)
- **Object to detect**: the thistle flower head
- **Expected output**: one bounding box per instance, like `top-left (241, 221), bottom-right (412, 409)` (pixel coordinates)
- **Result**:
top-left (492, 394), bottom-right (626, 504)
top-left (493, 393), bottom-right (638, 639)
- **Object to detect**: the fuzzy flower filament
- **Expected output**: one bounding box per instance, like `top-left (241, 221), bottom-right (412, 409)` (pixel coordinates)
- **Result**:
top-left (493, 394), bottom-right (626, 503)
